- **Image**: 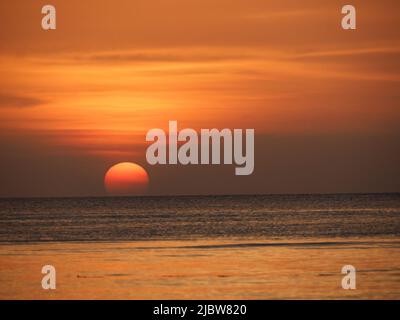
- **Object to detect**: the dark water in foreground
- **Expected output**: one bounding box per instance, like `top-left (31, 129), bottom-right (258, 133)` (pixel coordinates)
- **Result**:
top-left (1, 193), bottom-right (399, 243)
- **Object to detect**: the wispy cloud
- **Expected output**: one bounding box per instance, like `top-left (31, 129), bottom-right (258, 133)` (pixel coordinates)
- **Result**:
top-left (291, 47), bottom-right (400, 60)
top-left (0, 93), bottom-right (47, 108)
top-left (71, 51), bottom-right (251, 64)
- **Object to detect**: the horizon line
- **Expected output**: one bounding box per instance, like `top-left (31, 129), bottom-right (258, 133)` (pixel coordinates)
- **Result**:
top-left (0, 191), bottom-right (399, 200)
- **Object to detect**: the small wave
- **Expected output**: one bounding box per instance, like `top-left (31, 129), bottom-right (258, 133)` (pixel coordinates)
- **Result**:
top-left (134, 240), bottom-right (400, 250)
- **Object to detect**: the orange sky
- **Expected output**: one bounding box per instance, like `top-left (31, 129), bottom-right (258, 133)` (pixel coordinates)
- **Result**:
top-left (0, 0), bottom-right (399, 196)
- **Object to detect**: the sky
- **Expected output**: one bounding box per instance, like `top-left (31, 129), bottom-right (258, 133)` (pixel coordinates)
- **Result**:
top-left (0, 0), bottom-right (399, 197)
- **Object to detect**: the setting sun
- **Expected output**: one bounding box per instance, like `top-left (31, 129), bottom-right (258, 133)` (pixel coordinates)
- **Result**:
top-left (104, 162), bottom-right (149, 196)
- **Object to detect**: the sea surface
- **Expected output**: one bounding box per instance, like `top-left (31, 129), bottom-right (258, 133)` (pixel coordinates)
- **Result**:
top-left (0, 193), bottom-right (400, 299)
top-left (1, 193), bottom-right (400, 242)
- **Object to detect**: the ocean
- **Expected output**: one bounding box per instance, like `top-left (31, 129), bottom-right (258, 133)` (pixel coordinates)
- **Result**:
top-left (1, 193), bottom-right (400, 299)
top-left (1, 193), bottom-right (400, 242)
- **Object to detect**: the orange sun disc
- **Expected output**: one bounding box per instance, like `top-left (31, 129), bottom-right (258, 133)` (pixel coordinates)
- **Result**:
top-left (104, 162), bottom-right (149, 196)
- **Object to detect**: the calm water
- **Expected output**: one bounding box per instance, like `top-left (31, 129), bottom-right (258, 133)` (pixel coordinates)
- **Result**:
top-left (1, 193), bottom-right (400, 242)
top-left (1, 194), bottom-right (400, 299)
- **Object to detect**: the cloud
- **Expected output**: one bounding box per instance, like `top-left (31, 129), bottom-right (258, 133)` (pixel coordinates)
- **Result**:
top-left (0, 93), bottom-right (47, 108)
top-left (67, 50), bottom-right (251, 65)
top-left (291, 47), bottom-right (400, 60)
